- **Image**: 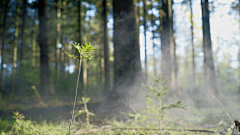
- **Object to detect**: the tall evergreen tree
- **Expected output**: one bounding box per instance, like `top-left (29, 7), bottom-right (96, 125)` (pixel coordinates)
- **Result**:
top-left (160, 0), bottom-right (171, 86)
top-left (55, 0), bottom-right (61, 75)
top-left (144, 0), bottom-right (148, 77)
top-left (12, 0), bottom-right (20, 93)
top-left (168, 0), bottom-right (176, 91)
top-left (201, 0), bottom-right (218, 97)
top-left (0, 0), bottom-right (9, 92)
top-left (102, 0), bottom-right (110, 93)
top-left (38, 0), bottom-right (55, 97)
top-left (19, 0), bottom-right (27, 60)
top-left (190, 0), bottom-right (196, 91)
top-left (77, 0), bottom-right (84, 91)
top-left (110, 0), bottom-right (141, 100)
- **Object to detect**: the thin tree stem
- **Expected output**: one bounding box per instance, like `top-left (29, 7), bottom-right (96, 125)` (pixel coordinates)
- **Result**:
top-left (69, 57), bottom-right (82, 135)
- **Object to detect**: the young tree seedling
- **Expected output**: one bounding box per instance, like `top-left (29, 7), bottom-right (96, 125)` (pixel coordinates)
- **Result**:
top-left (63, 42), bottom-right (94, 135)
top-left (141, 74), bottom-right (187, 131)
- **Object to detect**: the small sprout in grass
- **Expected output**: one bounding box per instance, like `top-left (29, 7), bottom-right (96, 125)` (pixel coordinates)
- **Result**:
top-left (74, 97), bottom-right (95, 126)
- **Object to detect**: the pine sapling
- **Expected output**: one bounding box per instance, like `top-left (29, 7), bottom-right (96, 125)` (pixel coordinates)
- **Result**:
top-left (141, 74), bottom-right (187, 131)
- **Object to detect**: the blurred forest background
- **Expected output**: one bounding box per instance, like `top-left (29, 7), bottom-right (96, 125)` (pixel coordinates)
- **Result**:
top-left (0, 0), bottom-right (240, 131)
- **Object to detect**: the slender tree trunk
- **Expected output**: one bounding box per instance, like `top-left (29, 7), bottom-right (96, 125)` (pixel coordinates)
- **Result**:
top-left (103, 0), bottom-right (110, 93)
top-left (110, 0), bottom-right (142, 100)
top-left (173, 38), bottom-right (178, 90)
top-left (144, 0), bottom-right (148, 78)
top-left (238, 0), bottom-right (240, 87)
top-left (151, 0), bottom-right (157, 77)
top-left (32, 11), bottom-right (37, 67)
top-left (190, 0), bottom-right (196, 91)
top-left (12, 0), bottom-right (20, 93)
top-left (77, 0), bottom-right (84, 91)
top-left (0, 0), bottom-right (2, 58)
top-left (82, 59), bottom-right (87, 91)
top-left (32, 30), bottom-right (37, 67)
top-left (160, 0), bottom-right (171, 86)
top-left (20, 0), bottom-right (27, 60)
top-left (82, 2), bottom-right (88, 92)
top-left (137, 0), bottom-right (140, 25)
top-left (100, 38), bottom-right (105, 85)
top-left (201, 0), bottom-right (218, 97)
top-left (0, 0), bottom-right (8, 92)
top-left (38, 0), bottom-right (55, 97)
top-left (168, 0), bottom-right (176, 91)
top-left (60, 0), bottom-right (67, 83)
top-left (55, 0), bottom-right (61, 74)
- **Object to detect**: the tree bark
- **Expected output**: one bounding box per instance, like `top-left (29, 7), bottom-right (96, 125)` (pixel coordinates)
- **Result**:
top-left (173, 38), bottom-right (178, 90)
top-left (77, 0), bottom-right (84, 91)
top-left (31, 29), bottom-right (37, 67)
top-left (168, 0), bottom-right (176, 91)
top-left (82, 2), bottom-right (88, 92)
top-left (100, 35), bottom-right (105, 86)
top-left (0, 0), bottom-right (8, 92)
top-left (151, 0), bottom-right (157, 77)
top-left (110, 0), bottom-right (142, 100)
top-left (144, 0), bottom-right (148, 78)
top-left (160, 0), bottom-right (171, 86)
top-left (190, 0), bottom-right (196, 91)
top-left (201, 0), bottom-right (218, 97)
top-left (55, 0), bottom-right (61, 74)
top-left (103, 0), bottom-right (110, 94)
top-left (12, 0), bottom-right (20, 93)
top-left (38, 0), bottom-right (55, 97)
top-left (238, 0), bottom-right (240, 90)
top-left (20, 0), bottom-right (27, 60)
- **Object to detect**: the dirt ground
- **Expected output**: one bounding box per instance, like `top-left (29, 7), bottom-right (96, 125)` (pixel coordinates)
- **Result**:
top-left (0, 103), bottom-right (101, 123)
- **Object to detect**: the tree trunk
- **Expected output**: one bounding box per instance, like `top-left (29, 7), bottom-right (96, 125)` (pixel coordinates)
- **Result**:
top-left (160, 0), bottom-right (171, 85)
top-left (32, 30), bottom-right (37, 67)
top-left (190, 0), bottom-right (196, 91)
top-left (82, 2), bottom-right (88, 93)
top-left (38, 0), bottom-right (55, 97)
top-left (0, 0), bottom-right (8, 92)
top-left (12, 0), bottom-right (20, 93)
top-left (55, 0), bottom-right (61, 74)
top-left (173, 38), bottom-right (178, 90)
top-left (201, 0), bottom-right (218, 97)
top-left (31, 10), bottom-right (37, 67)
top-left (103, 0), bottom-right (110, 94)
top-left (83, 59), bottom-right (87, 92)
top-left (168, 0), bottom-right (176, 91)
top-left (151, 0), bottom-right (157, 77)
top-left (101, 37), bottom-right (105, 86)
top-left (144, 0), bottom-right (148, 78)
top-left (110, 0), bottom-right (142, 100)
top-left (238, 0), bottom-right (240, 90)
top-left (20, 0), bottom-right (27, 60)
top-left (77, 0), bottom-right (84, 91)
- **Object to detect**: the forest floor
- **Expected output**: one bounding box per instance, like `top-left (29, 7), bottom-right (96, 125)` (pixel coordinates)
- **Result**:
top-left (0, 95), bottom-right (238, 134)
top-left (0, 95), bottom-right (101, 123)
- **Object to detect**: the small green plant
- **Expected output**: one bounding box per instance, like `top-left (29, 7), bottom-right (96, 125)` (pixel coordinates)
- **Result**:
top-left (141, 74), bottom-right (187, 130)
top-left (63, 42), bottom-right (94, 135)
top-left (74, 97), bottom-right (95, 126)
top-left (10, 111), bottom-right (40, 134)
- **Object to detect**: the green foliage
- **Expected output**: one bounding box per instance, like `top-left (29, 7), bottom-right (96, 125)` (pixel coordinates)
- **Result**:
top-left (0, 112), bottom-right (71, 135)
top-left (141, 74), bottom-right (187, 129)
top-left (75, 97), bottom-right (95, 126)
top-left (63, 41), bottom-right (95, 134)
top-left (63, 42), bottom-right (95, 61)
top-left (9, 111), bottom-right (40, 134)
